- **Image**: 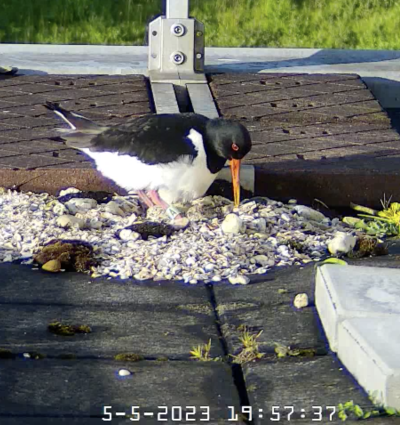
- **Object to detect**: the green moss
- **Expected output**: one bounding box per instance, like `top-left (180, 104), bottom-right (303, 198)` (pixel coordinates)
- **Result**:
top-left (48, 321), bottom-right (92, 336)
top-left (114, 353), bottom-right (144, 362)
top-left (156, 356), bottom-right (169, 362)
top-left (287, 239), bottom-right (304, 252)
top-left (247, 384), bottom-right (258, 393)
top-left (34, 240), bottom-right (96, 273)
top-left (125, 222), bottom-right (177, 240)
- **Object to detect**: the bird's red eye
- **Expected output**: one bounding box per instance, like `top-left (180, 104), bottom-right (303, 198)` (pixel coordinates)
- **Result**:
top-left (232, 143), bottom-right (239, 151)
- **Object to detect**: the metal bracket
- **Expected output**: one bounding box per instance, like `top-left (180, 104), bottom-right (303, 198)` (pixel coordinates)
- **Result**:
top-left (148, 0), bottom-right (219, 118)
top-left (148, 0), bottom-right (206, 85)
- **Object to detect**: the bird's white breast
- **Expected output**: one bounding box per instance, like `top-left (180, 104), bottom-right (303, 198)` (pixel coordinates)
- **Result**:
top-left (81, 129), bottom-right (217, 204)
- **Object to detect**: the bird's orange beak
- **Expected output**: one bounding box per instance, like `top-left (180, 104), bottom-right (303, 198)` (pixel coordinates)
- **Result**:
top-left (230, 159), bottom-right (241, 207)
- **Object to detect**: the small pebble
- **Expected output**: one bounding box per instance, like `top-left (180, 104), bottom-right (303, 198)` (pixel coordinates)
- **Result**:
top-left (328, 232), bottom-right (357, 255)
top-left (119, 229), bottom-right (140, 241)
top-left (294, 293), bottom-right (309, 309)
top-left (294, 205), bottom-right (326, 222)
top-left (251, 255), bottom-right (274, 267)
top-left (118, 369), bottom-right (132, 377)
top-left (56, 215), bottom-right (86, 230)
top-left (42, 259), bottom-right (62, 273)
top-left (59, 187), bottom-right (81, 197)
top-left (105, 201), bottom-right (125, 217)
top-left (228, 275), bottom-right (250, 285)
top-left (65, 198), bottom-right (97, 214)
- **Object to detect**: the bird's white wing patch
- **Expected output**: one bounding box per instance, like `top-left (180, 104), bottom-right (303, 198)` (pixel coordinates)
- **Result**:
top-left (80, 129), bottom-right (216, 203)
top-left (53, 110), bottom-right (77, 130)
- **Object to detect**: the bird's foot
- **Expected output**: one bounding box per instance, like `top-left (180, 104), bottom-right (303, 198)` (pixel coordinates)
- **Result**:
top-left (137, 190), bottom-right (155, 209)
top-left (147, 190), bottom-right (185, 221)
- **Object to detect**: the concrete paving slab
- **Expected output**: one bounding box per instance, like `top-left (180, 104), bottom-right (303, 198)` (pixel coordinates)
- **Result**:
top-left (213, 265), bottom-right (326, 355)
top-left (243, 356), bottom-right (375, 424)
top-left (0, 264), bottom-right (222, 359)
top-left (0, 360), bottom-right (241, 423)
top-left (0, 304), bottom-right (222, 359)
top-left (338, 317), bottom-right (400, 409)
top-left (315, 265), bottom-right (400, 352)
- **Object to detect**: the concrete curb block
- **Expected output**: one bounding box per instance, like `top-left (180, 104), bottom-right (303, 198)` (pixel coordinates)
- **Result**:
top-left (338, 318), bottom-right (400, 409)
top-left (315, 264), bottom-right (400, 408)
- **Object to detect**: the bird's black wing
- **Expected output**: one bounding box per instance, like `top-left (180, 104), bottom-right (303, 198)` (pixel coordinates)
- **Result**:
top-left (88, 113), bottom-right (210, 165)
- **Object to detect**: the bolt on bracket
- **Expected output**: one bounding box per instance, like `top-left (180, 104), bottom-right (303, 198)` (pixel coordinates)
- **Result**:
top-left (148, 0), bottom-right (206, 85)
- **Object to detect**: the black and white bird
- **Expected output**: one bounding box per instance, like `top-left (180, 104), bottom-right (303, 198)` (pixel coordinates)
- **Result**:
top-left (45, 102), bottom-right (252, 220)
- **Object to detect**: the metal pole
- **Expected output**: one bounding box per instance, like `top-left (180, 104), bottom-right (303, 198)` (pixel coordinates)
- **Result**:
top-left (166, 0), bottom-right (189, 19)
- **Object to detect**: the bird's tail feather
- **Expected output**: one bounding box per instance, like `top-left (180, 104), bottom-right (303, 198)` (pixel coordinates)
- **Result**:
top-left (44, 101), bottom-right (109, 149)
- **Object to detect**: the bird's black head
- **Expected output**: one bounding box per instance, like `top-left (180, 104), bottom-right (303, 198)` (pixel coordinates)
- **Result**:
top-left (205, 118), bottom-right (252, 207)
top-left (205, 118), bottom-right (252, 160)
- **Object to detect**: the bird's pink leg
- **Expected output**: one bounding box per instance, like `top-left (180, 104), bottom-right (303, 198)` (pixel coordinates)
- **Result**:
top-left (137, 190), bottom-right (155, 209)
top-left (147, 190), bottom-right (182, 220)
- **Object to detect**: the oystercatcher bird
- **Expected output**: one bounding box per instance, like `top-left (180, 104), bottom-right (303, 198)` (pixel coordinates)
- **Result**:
top-left (45, 102), bottom-right (251, 220)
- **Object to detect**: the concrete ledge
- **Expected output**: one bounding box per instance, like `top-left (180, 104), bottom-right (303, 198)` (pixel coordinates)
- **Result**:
top-left (315, 265), bottom-right (400, 352)
top-left (338, 318), bottom-right (400, 409)
top-left (2, 44), bottom-right (400, 107)
top-left (316, 265), bottom-right (400, 408)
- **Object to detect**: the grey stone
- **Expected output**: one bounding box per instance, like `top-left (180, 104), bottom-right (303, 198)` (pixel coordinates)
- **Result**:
top-left (65, 198), bottom-right (97, 214)
top-left (105, 201), bottom-right (125, 216)
top-left (228, 275), bottom-right (250, 285)
top-left (56, 214), bottom-right (86, 229)
top-left (293, 205), bottom-right (326, 222)
top-left (251, 255), bottom-right (274, 267)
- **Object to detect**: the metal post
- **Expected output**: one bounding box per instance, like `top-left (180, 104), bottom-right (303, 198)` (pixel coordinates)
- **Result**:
top-left (166, 0), bottom-right (189, 19)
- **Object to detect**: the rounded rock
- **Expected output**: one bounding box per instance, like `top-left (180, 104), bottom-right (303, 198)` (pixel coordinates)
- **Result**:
top-left (251, 255), bottom-right (275, 267)
top-left (105, 201), bottom-right (125, 217)
top-left (56, 215), bottom-right (85, 230)
top-left (58, 187), bottom-right (81, 197)
top-left (221, 214), bottom-right (243, 234)
top-left (118, 369), bottom-right (132, 377)
top-left (119, 229), bottom-right (141, 241)
top-left (328, 232), bottom-right (357, 255)
top-left (42, 259), bottom-right (62, 273)
top-left (65, 198), bottom-right (97, 214)
top-left (294, 293), bottom-right (309, 309)
top-left (228, 275), bottom-right (250, 285)
top-left (293, 205), bottom-right (326, 222)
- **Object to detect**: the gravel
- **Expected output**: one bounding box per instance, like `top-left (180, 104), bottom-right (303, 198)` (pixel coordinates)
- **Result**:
top-left (0, 188), bottom-right (358, 283)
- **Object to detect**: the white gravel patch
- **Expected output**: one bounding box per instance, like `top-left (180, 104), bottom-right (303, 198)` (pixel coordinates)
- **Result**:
top-left (0, 187), bottom-right (357, 283)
